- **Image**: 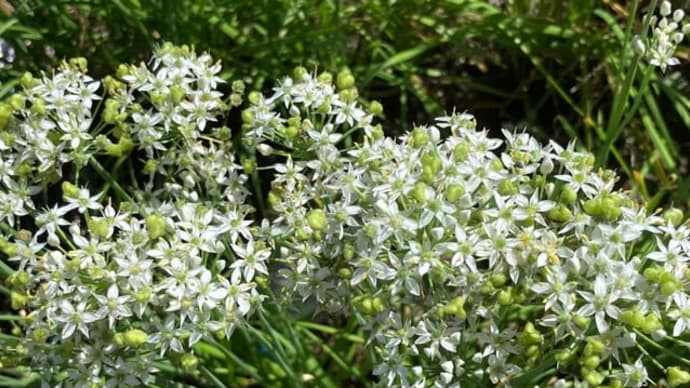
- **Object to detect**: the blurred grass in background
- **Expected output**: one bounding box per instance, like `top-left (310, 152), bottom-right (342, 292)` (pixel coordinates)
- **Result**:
top-left (2, 0), bottom-right (690, 209)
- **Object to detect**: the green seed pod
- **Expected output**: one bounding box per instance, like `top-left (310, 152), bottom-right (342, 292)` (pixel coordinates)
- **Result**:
top-left (123, 328), bottom-right (148, 348)
top-left (145, 213), bottom-right (166, 240)
top-left (547, 204), bottom-right (573, 222)
top-left (668, 367), bottom-right (690, 387)
top-left (412, 127), bottom-right (430, 148)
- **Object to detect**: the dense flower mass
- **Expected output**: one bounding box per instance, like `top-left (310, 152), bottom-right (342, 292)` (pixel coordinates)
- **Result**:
top-left (2, 39), bottom-right (690, 387)
top-left (1, 45), bottom-right (264, 386)
top-left (245, 72), bottom-right (690, 386)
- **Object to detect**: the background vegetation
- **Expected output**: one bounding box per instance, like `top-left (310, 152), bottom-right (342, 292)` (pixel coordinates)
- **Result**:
top-left (1, 0), bottom-right (690, 386)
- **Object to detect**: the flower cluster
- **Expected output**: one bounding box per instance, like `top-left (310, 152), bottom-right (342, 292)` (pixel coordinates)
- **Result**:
top-left (4, 43), bottom-right (690, 387)
top-left (2, 45), bottom-right (266, 386)
top-left (250, 70), bottom-right (690, 386)
top-left (635, 1), bottom-right (690, 72)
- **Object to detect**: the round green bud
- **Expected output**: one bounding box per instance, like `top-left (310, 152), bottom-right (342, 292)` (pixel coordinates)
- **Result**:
top-left (560, 186), bottom-right (578, 204)
top-left (368, 100), bottom-right (383, 116)
top-left (241, 108), bottom-right (254, 123)
top-left (490, 273), bottom-right (507, 287)
top-left (248, 91), bottom-right (261, 105)
top-left (307, 209), bottom-right (328, 231)
top-left (337, 267), bottom-right (352, 279)
top-left (0, 103), bottom-right (13, 129)
top-left (582, 355), bottom-right (600, 370)
top-left (293, 66), bottom-right (307, 82)
top-left (336, 70), bottom-right (355, 90)
top-left (660, 280), bottom-right (678, 296)
top-left (370, 124), bottom-right (384, 140)
top-left (497, 288), bottom-right (512, 305)
top-left (664, 208), bottom-right (685, 227)
top-left (497, 180), bottom-right (517, 196)
top-left (317, 72), bottom-right (333, 84)
top-left (573, 315), bottom-right (590, 330)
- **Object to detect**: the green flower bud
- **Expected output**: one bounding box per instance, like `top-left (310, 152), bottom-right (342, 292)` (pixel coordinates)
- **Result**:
top-left (412, 182), bottom-right (428, 203)
top-left (412, 127), bottom-right (430, 148)
top-left (11, 291), bottom-right (28, 309)
top-left (241, 108), bottom-right (254, 123)
top-left (582, 355), bottom-right (600, 369)
top-left (587, 337), bottom-right (606, 354)
top-left (317, 72), bottom-right (333, 84)
top-left (640, 313), bottom-right (662, 333)
top-left (133, 287), bottom-right (151, 304)
top-left (340, 88), bottom-right (357, 102)
top-left (69, 57), bottom-right (88, 71)
top-left (307, 209), bottom-right (328, 231)
top-left (20, 72), bottom-right (37, 88)
top-left (573, 315), bottom-right (590, 330)
top-left (370, 124), bottom-right (384, 140)
top-left (660, 279), bottom-right (679, 296)
top-left (547, 204), bottom-right (573, 222)
top-left (123, 329), bottom-right (148, 348)
top-left (116, 64), bottom-right (130, 79)
top-left (583, 368), bottom-right (604, 386)
top-left (180, 353), bottom-right (199, 372)
top-left (526, 344), bottom-right (540, 359)
top-left (143, 159), bottom-right (158, 175)
top-left (268, 189), bottom-right (282, 209)
top-left (343, 243), bottom-right (355, 261)
top-left (497, 288), bottom-right (512, 305)
top-left (668, 367), bottom-right (690, 387)
top-left (8, 270), bottom-right (30, 288)
top-left (555, 350), bottom-right (574, 365)
top-left (643, 266), bottom-right (661, 282)
top-left (446, 183), bottom-right (465, 203)
top-left (232, 80), bottom-right (246, 93)
top-left (453, 142), bottom-right (470, 162)
top-left (497, 180), bottom-right (518, 196)
top-left (293, 66), bottom-right (307, 82)
top-left (336, 70), bottom-right (355, 90)
top-left (170, 85), bottom-right (186, 103)
top-left (62, 181), bottom-right (80, 199)
top-left (519, 322), bottom-right (542, 345)
top-left (248, 91), bottom-right (261, 105)
top-left (145, 213), bottom-right (166, 240)
top-left (113, 332), bottom-right (125, 347)
top-left (560, 186), bottom-right (578, 204)
top-left (32, 327), bottom-right (49, 343)
top-left (337, 267), bottom-right (352, 279)
top-left (0, 103), bottom-right (13, 129)
top-left (368, 100), bottom-right (383, 116)
top-left (490, 273), bottom-right (507, 287)
top-left (9, 94), bottom-right (25, 110)
top-left (664, 208), bottom-right (685, 227)
top-left (241, 157), bottom-right (256, 174)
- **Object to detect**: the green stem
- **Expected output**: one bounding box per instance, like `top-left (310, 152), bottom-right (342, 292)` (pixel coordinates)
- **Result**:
top-left (88, 157), bottom-right (135, 205)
